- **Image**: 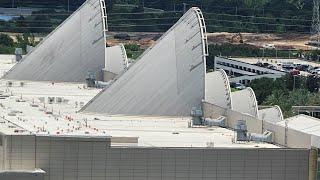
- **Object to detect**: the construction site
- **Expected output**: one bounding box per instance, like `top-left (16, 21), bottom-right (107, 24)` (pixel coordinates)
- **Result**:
top-left (0, 0), bottom-right (319, 180)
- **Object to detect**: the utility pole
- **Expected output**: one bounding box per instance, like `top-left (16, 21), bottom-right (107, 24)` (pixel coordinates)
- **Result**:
top-left (285, 118), bottom-right (288, 147)
top-left (67, 0), bottom-right (70, 12)
top-left (312, 0), bottom-right (320, 47)
top-left (183, 3), bottom-right (187, 14)
top-left (12, 0), bottom-right (14, 8)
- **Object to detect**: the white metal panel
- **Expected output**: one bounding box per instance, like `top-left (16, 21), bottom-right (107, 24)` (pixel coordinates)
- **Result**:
top-left (105, 44), bottom-right (128, 74)
top-left (4, 0), bottom-right (106, 82)
top-left (205, 70), bottom-right (232, 109)
top-left (82, 7), bottom-right (208, 116)
top-left (104, 44), bottom-right (128, 81)
top-left (231, 87), bottom-right (259, 118)
top-left (311, 135), bottom-right (320, 148)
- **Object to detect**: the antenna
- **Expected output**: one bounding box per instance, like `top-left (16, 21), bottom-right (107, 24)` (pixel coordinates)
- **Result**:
top-left (312, 0), bottom-right (320, 43)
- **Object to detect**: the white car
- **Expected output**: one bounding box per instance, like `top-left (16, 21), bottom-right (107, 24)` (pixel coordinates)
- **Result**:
top-left (263, 44), bottom-right (275, 49)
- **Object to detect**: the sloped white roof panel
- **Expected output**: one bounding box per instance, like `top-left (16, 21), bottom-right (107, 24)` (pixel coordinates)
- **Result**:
top-left (231, 88), bottom-right (259, 118)
top-left (82, 7), bottom-right (208, 116)
top-left (4, 0), bottom-right (106, 82)
top-left (205, 70), bottom-right (232, 109)
top-left (259, 106), bottom-right (284, 123)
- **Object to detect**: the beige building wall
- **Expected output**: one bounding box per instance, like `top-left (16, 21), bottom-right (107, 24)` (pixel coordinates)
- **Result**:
top-left (263, 121), bottom-right (286, 146)
top-left (203, 102), bottom-right (263, 134)
top-left (5, 135), bottom-right (36, 170)
top-left (263, 121), bottom-right (312, 148)
top-left (287, 128), bottom-right (312, 148)
top-left (0, 134), bottom-right (4, 170)
top-left (0, 134), bottom-right (313, 180)
top-left (3, 135), bottom-right (110, 180)
top-left (106, 147), bottom-right (309, 180)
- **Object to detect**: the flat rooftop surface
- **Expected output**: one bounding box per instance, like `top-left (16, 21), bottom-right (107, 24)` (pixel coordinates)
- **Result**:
top-left (0, 79), bottom-right (280, 148)
top-left (0, 55), bottom-right (16, 78)
top-left (278, 114), bottom-right (320, 137)
top-left (0, 57), bottom-right (280, 148)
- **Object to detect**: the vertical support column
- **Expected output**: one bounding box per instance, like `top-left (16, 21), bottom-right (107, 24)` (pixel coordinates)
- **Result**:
top-left (309, 148), bottom-right (318, 180)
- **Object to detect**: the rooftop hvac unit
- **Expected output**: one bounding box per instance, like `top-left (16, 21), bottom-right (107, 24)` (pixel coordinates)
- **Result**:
top-left (15, 48), bottom-right (23, 62)
top-left (204, 116), bottom-right (226, 127)
top-left (96, 81), bottom-right (111, 89)
top-left (250, 131), bottom-right (273, 143)
top-left (48, 97), bottom-right (55, 104)
top-left (86, 71), bottom-right (96, 88)
top-left (235, 120), bottom-right (249, 141)
top-left (56, 97), bottom-right (63, 103)
top-left (191, 107), bottom-right (203, 117)
top-left (6, 81), bottom-right (13, 87)
top-left (191, 107), bottom-right (203, 125)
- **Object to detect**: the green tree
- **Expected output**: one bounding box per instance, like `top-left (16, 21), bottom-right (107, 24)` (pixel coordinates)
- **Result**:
top-left (0, 34), bottom-right (14, 47)
top-left (249, 77), bottom-right (276, 104)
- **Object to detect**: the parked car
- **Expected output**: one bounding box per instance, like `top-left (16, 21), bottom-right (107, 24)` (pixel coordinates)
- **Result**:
top-left (310, 68), bottom-right (320, 75)
top-left (296, 64), bottom-right (311, 72)
top-left (234, 83), bottom-right (246, 90)
top-left (290, 69), bottom-right (300, 76)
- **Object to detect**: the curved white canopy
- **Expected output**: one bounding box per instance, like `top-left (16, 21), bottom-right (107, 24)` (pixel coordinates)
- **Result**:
top-left (205, 69), bottom-right (232, 109)
top-left (103, 44), bottom-right (128, 81)
top-left (259, 106), bottom-right (284, 123)
top-left (232, 87), bottom-right (259, 118)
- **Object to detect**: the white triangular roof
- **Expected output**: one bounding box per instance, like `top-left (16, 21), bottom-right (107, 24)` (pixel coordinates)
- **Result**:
top-left (4, 0), bottom-right (107, 82)
top-left (82, 7), bottom-right (208, 116)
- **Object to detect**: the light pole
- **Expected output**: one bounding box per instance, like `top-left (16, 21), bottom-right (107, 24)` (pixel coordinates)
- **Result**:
top-left (68, 0), bottom-right (70, 12)
top-left (183, 3), bottom-right (187, 14)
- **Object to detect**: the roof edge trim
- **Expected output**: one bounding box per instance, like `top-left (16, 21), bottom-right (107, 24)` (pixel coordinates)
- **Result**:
top-left (219, 69), bottom-right (232, 109)
top-left (246, 87), bottom-right (259, 118)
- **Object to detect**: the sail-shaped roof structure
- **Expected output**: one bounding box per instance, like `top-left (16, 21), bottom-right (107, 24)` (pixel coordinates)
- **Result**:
top-left (82, 7), bottom-right (208, 116)
top-left (4, 0), bottom-right (108, 82)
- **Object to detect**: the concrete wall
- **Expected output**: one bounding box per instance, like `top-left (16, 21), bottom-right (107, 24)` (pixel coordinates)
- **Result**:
top-left (287, 128), bottom-right (312, 149)
top-left (106, 147), bottom-right (309, 180)
top-left (263, 121), bottom-right (312, 148)
top-left (0, 134), bottom-right (313, 180)
top-left (0, 134), bottom-right (4, 170)
top-left (263, 121), bottom-right (286, 146)
top-left (203, 102), bottom-right (263, 134)
top-left (4, 135), bottom-right (110, 180)
top-left (203, 102), bottom-right (313, 149)
top-left (5, 135), bottom-right (36, 170)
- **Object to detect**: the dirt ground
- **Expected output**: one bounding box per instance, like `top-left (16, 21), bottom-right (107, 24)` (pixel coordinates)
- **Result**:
top-left (207, 32), bottom-right (313, 50)
top-left (106, 31), bottom-right (316, 51)
top-left (3, 31), bottom-right (316, 51)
